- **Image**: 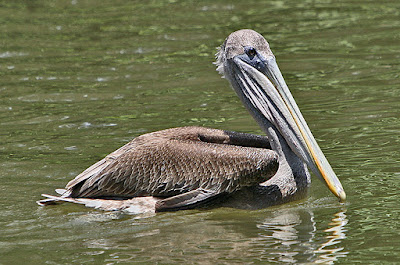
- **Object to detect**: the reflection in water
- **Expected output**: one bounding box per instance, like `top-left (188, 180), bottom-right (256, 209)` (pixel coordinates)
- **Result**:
top-left (53, 206), bottom-right (348, 264)
top-left (314, 210), bottom-right (348, 264)
top-left (257, 212), bottom-right (302, 263)
top-left (256, 208), bottom-right (348, 264)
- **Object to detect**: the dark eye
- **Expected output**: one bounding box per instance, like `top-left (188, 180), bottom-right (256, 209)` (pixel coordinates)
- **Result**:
top-left (245, 46), bottom-right (256, 57)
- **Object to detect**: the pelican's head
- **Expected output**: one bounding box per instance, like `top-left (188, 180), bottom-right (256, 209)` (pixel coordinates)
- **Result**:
top-left (216, 29), bottom-right (346, 201)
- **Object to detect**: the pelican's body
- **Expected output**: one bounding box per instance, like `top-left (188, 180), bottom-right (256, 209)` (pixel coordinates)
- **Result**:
top-left (38, 30), bottom-right (345, 213)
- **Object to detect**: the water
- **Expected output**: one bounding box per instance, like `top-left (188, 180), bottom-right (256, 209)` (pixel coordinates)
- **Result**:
top-left (1, 0), bottom-right (400, 264)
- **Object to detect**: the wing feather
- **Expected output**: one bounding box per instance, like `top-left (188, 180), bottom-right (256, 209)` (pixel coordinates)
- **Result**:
top-left (64, 127), bottom-right (278, 199)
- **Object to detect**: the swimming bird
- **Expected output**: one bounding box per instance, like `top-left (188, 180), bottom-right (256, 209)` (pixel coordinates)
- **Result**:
top-left (38, 29), bottom-right (345, 213)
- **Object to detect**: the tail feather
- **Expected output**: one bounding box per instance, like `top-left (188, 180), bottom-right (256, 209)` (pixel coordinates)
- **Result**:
top-left (36, 194), bottom-right (158, 214)
top-left (55, 189), bottom-right (68, 195)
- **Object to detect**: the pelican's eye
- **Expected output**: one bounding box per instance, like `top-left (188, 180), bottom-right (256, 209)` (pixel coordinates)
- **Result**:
top-left (244, 46), bottom-right (256, 58)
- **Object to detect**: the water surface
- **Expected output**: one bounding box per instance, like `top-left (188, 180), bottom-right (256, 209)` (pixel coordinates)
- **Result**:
top-left (1, 0), bottom-right (400, 264)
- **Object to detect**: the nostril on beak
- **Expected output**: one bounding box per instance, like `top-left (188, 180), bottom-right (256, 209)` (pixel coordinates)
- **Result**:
top-left (255, 59), bottom-right (266, 71)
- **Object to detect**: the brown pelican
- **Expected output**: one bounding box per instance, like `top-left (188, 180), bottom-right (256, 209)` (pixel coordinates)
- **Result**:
top-left (38, 29), bottom-right (345, 213)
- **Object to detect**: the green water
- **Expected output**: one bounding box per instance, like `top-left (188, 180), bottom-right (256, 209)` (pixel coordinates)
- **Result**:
top-left (1, 0), bottom-right (400, 264)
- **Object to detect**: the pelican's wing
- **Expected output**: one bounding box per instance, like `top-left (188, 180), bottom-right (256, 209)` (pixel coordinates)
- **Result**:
top-left (155, 188), bottom-right (219, 212)
top-left (63, 127), bottom-right (278, 203)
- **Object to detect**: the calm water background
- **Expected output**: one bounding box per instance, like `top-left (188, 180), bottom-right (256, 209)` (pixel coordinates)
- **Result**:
top-left (1, 0), bottom-right (399, 264)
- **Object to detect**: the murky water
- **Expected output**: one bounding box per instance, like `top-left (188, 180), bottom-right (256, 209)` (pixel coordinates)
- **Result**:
top-left (1, 0), bottom-right (400, 264)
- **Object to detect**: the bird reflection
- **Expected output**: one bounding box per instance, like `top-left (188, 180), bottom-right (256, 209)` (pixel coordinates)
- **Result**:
top-left (255, 207), bottom-right (348, 264)
top-left (314, 210), bottom-right (348, 264)
top-left (67, 206), bottom-right (348, 264)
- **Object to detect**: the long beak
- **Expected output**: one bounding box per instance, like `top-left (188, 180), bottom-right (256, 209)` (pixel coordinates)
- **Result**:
top-left (230, 55), bottom-right (346, 202)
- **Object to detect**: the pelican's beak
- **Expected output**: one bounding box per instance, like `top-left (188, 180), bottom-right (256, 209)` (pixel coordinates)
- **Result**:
top-left (230, 52), bottom-right (346, 202)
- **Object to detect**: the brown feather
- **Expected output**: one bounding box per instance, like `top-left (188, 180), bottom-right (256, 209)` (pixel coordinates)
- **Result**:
top-left (65, 127), bottom-right (278, 199)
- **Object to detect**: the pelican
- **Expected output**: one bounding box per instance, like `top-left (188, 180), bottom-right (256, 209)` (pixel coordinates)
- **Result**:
top-left (38, 29), bottom-right (345, 213)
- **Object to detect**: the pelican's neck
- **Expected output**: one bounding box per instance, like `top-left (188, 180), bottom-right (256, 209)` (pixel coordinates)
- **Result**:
top-left (220, 126), bottom-right (311, 209)
top-left (218, 124), bottom-right (310, 209)
top-left (225, 73), bottom-right (311, 200)
top-left (261, 126), bottom-right (311, 198)
top-left (235, 86), bottom-right (311, 198)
